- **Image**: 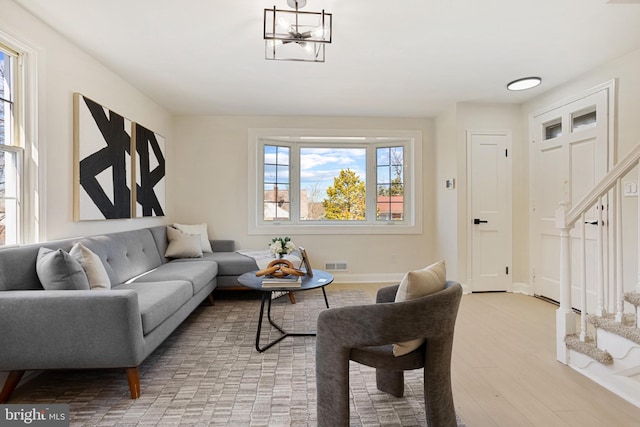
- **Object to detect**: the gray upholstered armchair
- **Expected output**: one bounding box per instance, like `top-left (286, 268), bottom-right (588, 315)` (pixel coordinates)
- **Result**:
top-left (315, 281), bottom-right (462, 427)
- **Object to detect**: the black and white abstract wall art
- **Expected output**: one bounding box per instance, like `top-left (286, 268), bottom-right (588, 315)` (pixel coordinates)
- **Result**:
top-left (133, 123), bottom-right (166, 217)
top-left (74, 93), bottom-right (132, 220)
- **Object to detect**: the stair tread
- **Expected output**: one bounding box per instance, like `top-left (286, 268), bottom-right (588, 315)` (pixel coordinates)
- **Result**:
top-left (586, 313), bottom-right (640, 346)
top-left (624, 292), bottom-right (640, 307)
top-left (565, 334), bottom-right (613, 365)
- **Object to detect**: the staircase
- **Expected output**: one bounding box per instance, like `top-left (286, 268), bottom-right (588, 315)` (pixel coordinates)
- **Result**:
top-left (555, 143), bottom-right (640, 408)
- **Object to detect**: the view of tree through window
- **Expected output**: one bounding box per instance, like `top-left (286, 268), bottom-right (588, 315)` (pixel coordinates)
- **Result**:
top-left (252, 131), bottom-right (419, 233)
top-left (323, 168), bottom-right (366, 220)
top-left (300, 147), bottom-right (366, 221)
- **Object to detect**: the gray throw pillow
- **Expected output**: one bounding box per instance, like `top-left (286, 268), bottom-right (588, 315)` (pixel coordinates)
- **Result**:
top-left (36, 247), bottom-right (91, 290)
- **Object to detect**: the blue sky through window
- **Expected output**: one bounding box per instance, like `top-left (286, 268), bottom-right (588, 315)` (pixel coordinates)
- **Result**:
top-left (300, 147), bottom-right (366, 201)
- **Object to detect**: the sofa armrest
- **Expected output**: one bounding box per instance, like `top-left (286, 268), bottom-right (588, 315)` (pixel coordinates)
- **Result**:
top-left (211, 240), bottom-right (235, 252)
top-left (0, 290), bottom-right (146, 370)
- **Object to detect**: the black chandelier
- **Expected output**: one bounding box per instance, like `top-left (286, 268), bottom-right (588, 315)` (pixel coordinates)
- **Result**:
top-left (263, 0), bottom-right (333, 62)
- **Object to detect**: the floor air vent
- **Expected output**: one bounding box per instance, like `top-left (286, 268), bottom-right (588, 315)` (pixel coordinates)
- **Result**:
top-left (324, 262), bottom-right (348, 271)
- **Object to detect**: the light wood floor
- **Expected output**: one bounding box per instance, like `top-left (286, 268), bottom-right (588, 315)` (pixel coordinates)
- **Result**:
top-left (333, 284), bottom-right (640, 427)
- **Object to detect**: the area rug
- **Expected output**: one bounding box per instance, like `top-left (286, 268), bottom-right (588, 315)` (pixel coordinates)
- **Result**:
top-left (8, 288), bottom-right (465, 426)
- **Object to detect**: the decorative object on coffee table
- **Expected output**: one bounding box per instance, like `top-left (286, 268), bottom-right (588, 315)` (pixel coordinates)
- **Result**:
top-left (269, 236), bottom-right (295, 258)
top-left (299, 247), bottom-right (313, 277)
top-left (255, 259), bottom-right (305, 278)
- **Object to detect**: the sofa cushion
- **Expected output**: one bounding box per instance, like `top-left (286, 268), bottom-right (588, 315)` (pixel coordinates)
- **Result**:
top-left (165, 226), bottom-right (203, 259)
top-left (393, 260), bottom-right (447, 356)
top-left (196, 252), bottom-right (258, 276)
top-left (70, 243), bottom-right (111, 290)
top-left (114, 281), bottom-right (192, 335)
top-left (173, 223), bottom-right (213, 253)
top-left (132, 261), bottom-right (218, 295)
top-left (36, 247), bottom-right (91, 291)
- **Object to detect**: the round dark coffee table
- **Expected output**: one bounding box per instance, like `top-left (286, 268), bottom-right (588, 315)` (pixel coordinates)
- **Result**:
top-left (238, 269), bottom-right (334, 352)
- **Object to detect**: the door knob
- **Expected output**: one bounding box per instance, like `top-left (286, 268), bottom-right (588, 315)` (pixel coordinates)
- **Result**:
top-left (473, 218), bottom-right (488, 225)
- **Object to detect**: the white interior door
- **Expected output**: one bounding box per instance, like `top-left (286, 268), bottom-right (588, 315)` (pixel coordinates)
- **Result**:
top-left (531, 85), bottom-right (611, 306)
top-left (468, 131), bottom-right (512, 292)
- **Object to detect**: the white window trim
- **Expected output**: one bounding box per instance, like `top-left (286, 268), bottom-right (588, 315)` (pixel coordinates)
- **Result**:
top-left (248, 128), bottom-right (423, 235)
top-left (0, 29), bottom-right (40, 244)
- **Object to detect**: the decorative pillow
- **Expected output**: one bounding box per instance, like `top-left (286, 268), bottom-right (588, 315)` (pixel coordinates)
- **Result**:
top-left (70, 243), bottom-right (111, 290)
top-left (166, 226), bottom-right (203, 258)
top-left (36, 247), bottom-right (91, 291)
top-left (173, 223), bottom-right (213, 253)
top-left (392, 260), bottom-right (447, 357)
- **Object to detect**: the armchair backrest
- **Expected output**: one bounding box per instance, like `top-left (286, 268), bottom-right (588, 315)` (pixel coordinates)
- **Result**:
top-left (317, 281), bottom-right (462, 349)
top-left (388, 281), bottom-right (462, 343)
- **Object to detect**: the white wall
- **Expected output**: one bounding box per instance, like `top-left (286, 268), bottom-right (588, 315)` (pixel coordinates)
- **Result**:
top-left (171, 115), bottom-right (438, 282)
top-left (2, 0), bottom-right (172, 242)
top-left (434, 104), bottom-right (459, 281)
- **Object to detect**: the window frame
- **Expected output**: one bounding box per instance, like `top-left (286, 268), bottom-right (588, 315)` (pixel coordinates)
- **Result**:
top-left (0, 31), bottom-right (39, 246)
top-left (248, 128), bottom-right (423, 235)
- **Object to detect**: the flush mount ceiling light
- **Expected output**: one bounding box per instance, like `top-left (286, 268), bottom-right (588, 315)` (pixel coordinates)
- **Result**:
top-left (264, 0), bottom-right (332, 62)
top-left (507, 77), bottom-right (542, 91)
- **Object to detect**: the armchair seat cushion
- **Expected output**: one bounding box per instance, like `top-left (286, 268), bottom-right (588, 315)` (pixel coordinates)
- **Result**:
top-left (351, 344), bottom-right (425, 371)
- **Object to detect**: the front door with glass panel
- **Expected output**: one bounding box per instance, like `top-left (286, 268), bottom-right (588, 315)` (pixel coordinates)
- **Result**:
top-left (531, 84), bottom-right (612, 308)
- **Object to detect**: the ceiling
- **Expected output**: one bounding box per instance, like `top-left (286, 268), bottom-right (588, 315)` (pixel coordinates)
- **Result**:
top-left (13, 0), bottom-right (640, 118)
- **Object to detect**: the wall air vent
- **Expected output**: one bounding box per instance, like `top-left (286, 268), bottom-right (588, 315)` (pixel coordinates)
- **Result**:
top-left (324, 262), bottom-right (348, 271)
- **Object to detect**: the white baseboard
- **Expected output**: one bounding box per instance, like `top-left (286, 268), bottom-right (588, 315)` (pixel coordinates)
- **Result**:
top-left (327, 272), bottom-right (404, 284)
top-left (513, 281), bottom-right (533, 295)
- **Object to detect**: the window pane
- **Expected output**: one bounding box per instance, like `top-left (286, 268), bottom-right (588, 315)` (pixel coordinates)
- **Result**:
top-left (263, 145), bottom-right (290, 221)
top-left (0, 50), bottom-right (14, 145)
top-left (0, 150), bottom-right (18, 245)
top-left (0, 100), bottom-right (10, 147)
top-left (300, 147), bottom-right (366, 221)
top-left (544, 119), bottom-right (562, 140)
top-left (0, 50), bottom-right (14, 147)
top-left (572, 108), bottom-right (596, 132)
top-left (0, 50), bottom-right (13, 102)
top-left (376, 146), bottom-right (404, 221)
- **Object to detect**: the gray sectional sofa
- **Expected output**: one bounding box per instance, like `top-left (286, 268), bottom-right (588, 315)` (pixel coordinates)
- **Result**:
top-left (0, 225), bottom-right (259, 402)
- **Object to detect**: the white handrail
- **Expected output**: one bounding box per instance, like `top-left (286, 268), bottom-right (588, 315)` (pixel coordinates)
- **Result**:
top-left (566, 143), bottom-right (640, 228)
top-left (556, 141), bottom-right (640, 364)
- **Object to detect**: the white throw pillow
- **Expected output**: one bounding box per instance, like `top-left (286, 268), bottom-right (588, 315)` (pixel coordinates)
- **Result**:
top-left (173, 223), bottom-right (213, 253)
top-left (166, 226), bottom-right (203, 258)
top-left (70, 243), bottom-right (111, 290)
top-left (392, 260), bottom-right (447, 357)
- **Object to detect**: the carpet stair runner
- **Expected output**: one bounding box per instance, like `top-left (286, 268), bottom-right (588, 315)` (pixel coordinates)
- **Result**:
top-left (566, 292), bottom-right (640, 364)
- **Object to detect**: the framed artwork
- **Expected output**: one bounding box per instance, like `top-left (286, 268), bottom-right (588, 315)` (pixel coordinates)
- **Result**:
top-left (133, 123), bottom-right (166, 217)
top-left (74, 93), bottom-right (132, 220)
top-left (299, 247), bottom-right (313, 277)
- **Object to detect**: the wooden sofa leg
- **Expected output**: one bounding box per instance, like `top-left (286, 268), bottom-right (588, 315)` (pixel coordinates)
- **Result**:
top-left (126, 367), bottom-right (141, 399)
top-left (207, 294), bottom-right (215, 306)
top-left (0, 370), bottom-right (25, 403)
top-left (288, 292), bottom-right (296, 304)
